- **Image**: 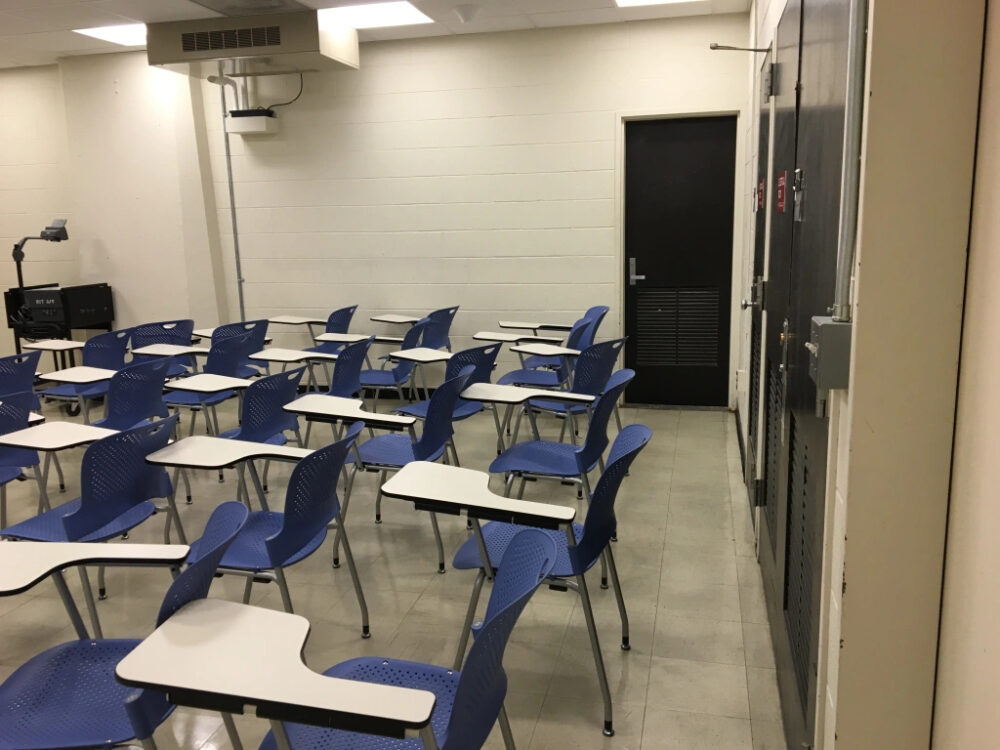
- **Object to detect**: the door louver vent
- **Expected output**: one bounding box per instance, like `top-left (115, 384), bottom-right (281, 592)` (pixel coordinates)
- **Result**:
top-left (635, 287), bottom-right (720, 367)
top-left (181, 25), bottom-right (281, 52)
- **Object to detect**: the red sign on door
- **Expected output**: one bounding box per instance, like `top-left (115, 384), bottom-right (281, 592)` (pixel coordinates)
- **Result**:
top-left (758, 179), bottom-right (765, 209)
top-left (777, 171), bottom-right (787, 213)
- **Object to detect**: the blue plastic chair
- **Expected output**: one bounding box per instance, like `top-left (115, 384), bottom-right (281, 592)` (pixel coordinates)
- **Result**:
top-left (423, 305), bottom-right (459, 351)
top-left (496, 316), bottom-right (596, 389)
top-left (306, 305), bottom-right (359, 355)
top-left (212, 319), bottom-right (270, 378)
top-left (164, 333), bottom-right (255, 436)
top-left (453, 424), bottom-right (651, 737)
top-left (0, 391), bottom-right (41, 529)
top-left (394, 343), bottom-right (501, 465)
top-left (604, 368), bottom-right (632, 433)
top-left (490, 372), bottom-right (633, 500)
top-left (302, 337), bottom-right (374, 448)
top-left (0, 501), bottom-right (248, 750)
top-left (523, 306), bottom-right (609, 371)
top-left (520, 338), bottom-right (626, 444)
top-left (0, 350), bottom-right (41, 410)
top-left (91, 357), bottom-right (171, 432)
top-left (344, 367), bottom-right (473, 573)
top-left (40, 329), bottom-right (133, 413)
top-left (219, 366), bottom-right (306, 500)
top-left (359, 319), bottom-right (429, 408)
top-left (131, 319), bottom-right (195, 377)
top-left (258, 528), bottom-right (557, 750)
top-left (215, 422), bottom-right (371, 635)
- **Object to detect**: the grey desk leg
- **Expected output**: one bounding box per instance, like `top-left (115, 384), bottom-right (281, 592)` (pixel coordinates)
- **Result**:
top-left (164, 473), bottom-right (188, 545)
top-left (246, 461), bottom-right (271, 512)
top-left (470, 518), bottom-right (493, 582)
top-left (36, 452), bottom-right (53, 512)
top-left (490, 404), bottom-right (506, 454)
top-left (420, 725), bottom-right (440, 750)
top-left (564, 524), bottom-right (614, 737)
top-left (79, 394), bottom-right (90, 424)
top-left (51, 570), bottom-right (89, 639)
top-left (526, 404), bottom-right (541, 441)
top-left (77, 567), bottom-right (103, 639)
top-left (453, 568), bottom-right (486, 670)
top-left (221, 713), bottom-right (243, 750)
top-left (270, 720), bottom-right (293, 750)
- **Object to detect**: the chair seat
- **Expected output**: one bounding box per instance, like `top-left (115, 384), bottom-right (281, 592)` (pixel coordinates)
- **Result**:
top-left (305, 343), bottom-right (345, 356)
top-left (0, 638), bottom-right (167, 750)
top-left (394, 398), bottom-right (483, 421)
top-left (218, 428), bottom-right (287, 446)
top-left (358, 369), bottom-right (402, 388)
top-left (529, 397), bottom-right (589, 416)
top-left (218, 511), bottom-right (326, 571)
top-left (258, 656), bottom-right (456, 750)
top-left (1, 497), bottom-right (156, 542)
top-left (453, 520), bottom-right (586, 576)
top-left (489, 439), bottom-right (589, 477)
top-left (496, 369), bottom-right (562, 388)
top-left (237, 364), bottom-right (266, 379)
top-left (41, 382), bottom-right (108, 400)
top-left (523, 354), bottom-right (561, 370)
top-left (0, 466), bottom-right (25, 485)
top-left (355, 434), bottom-right (444, 468)
top-left (163, 389), bottom-right (234, 407)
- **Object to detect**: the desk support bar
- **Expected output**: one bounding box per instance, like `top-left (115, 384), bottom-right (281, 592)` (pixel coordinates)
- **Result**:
top-left (52, 569), bottom-right (89, 640)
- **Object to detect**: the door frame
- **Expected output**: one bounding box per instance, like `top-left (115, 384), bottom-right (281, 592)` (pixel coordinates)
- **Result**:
top-left (615, 108), bottom-right (746, 409)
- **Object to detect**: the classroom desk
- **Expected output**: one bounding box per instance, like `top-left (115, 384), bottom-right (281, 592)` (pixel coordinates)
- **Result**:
top-left (249, 348), bottom-right (340, 391)
top-left (314, 333), bottom-right (371, 344)
top-left (284, 394), bottom-right (416, 435)
top-left (192, 328), bottom-right (273, 344)
top-left (164, 374), bottom-right (252, 394)
top-left (472, 330), bottom-right (563, 344)
top-left (131, 344), bottom-right (210, 358)
top-left (509, 342), bottom-right (581, 381)
top-left (23, 338), bottom-right (84, 369)
top-left (0, 421), bottom-right (116, 510)
top-left (37, 366), bottom-right (117, 423)
top-left (115, 598), bottom-right (439, 750)
top-left (388, 348), bottom-right (452, 400)
top-left (498, 320), bottom-right (575, 335)
top-left (0, 540), bottom-right (187, 643)
top-left (267, 315), bottom-right (328, 343)
top-left (460, 383), bottom-right (594, 451)
top-left (147, 436), bottom-right (312, 517)
top-left (370, 313), bottom-right (420, 325)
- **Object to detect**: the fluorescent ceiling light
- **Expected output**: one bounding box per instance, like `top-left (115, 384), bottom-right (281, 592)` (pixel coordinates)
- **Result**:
top-left (318, 2), bottom-right (433, 30)
top-left (73, 24), bottom-right (147, 46)
top-left (615, 0), bottom-right (701, 6)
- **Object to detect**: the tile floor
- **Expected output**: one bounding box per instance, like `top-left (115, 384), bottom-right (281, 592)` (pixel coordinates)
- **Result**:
top-left (0, 398), bottom-right (786, 749)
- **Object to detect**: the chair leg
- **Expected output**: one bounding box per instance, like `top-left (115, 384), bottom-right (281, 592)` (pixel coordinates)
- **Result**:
top-left (511, 406), bottom-right (524, 445)
top-left (262, 460), bottom-right (271, 492)
top-left (332, 466), bottom-right (357, 568)
top-left (0, 485), bottom-right (5, 529)
top-left (453, 569), bottom-right (486, 670)
top-left (98, 565), bottom-right (107, 599)
top-left (242, 577), bottom-right (253, 604)
top-left (498, 704), bottom-right (517, 750)
top-left (293, 427), bottom-right (304, 447)
top-left (517, 476), bottom-right (527, 499)
top-left (613, 403), bottom-right (623, 432)
top-left (558, 416), bottom-right (568, 443)
top-left (600, 549), bottom-right (609, 589)
top-left (304, 420), bottom-right (313, 448)
top-left (78, 567), bottom-right (103, 639)
top-left (449, 438), bottom-right (461, 467)
top-left (374, 469), bottom-right (387, 524)
top-left (274, 567), bottom-right (294, 613)
top-left (567, 411), bottom-right (580, 446)
top-left (579, 471), bottom-right (593, 501)
top-left (429, 512), bottom-right (445, 574)
top-left (576, 566), bottom-right (615, 736)
top-left (504, 473), bottom-right (516, 496)
top-left (604, 545), bottom-right (631, 650)
top-left (336, 518), bottom-right (371, 638)
top-left (221, 712), bottom-right (244, 750)
top-left (180, 467), bottom-right (193, 504)
top-left (51, 452), bottom-right (65, 492)
top-left (164, 477), bottom-right (188, 545)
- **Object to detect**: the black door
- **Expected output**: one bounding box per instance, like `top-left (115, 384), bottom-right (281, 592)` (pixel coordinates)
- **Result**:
top-left (623, 116), bottom-right (737, 406)
top-left (745, 50), bottom-right (775, 510)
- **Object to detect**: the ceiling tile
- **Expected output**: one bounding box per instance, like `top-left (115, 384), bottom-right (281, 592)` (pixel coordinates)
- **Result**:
top-left (89, 0), bottom-right (222, 23)
top-left (2, 3), bottom-right (136, 31)
top-left (529, 7), bottom-right (620, 28)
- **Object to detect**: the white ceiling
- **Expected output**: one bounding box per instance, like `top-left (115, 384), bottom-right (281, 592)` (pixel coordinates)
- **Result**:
top-left (0, 0), bottom-right (751, 69)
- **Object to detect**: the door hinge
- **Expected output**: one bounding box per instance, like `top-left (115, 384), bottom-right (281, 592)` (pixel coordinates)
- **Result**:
top-left (764, 62), bottom-right (775, 99)
top-left (792, 167), bottom-right (805, 223)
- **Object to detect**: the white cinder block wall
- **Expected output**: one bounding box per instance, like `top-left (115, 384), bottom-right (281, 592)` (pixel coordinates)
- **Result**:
top-left (0, 65), bottom-right (75, 355)
top-left (201, 14), bottom-right (750, 381)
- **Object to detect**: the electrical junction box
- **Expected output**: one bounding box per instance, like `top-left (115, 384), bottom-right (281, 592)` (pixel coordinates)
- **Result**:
top-left (227, 111), bottom-right (279, 135)
top-left (807, 316), bottom-right (852, 390)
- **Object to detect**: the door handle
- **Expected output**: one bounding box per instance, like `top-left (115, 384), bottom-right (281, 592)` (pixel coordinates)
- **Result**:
top-left (628, 257), bottom-right (646, 286)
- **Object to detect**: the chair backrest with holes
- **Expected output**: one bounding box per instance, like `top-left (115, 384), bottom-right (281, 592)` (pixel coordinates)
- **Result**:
top-left (266, 422), bottom-right (363, 565)
top-left (414, 366), bottom-right (473, 461)
top-left (574, 372), bottom-right (634, 473)
top-left (443, 529), bottom-right (557, 750)
top-left (100, 358), bottom-right (171, 431)
top-left (0, 350), bottom-right (40, 398)
top-left (384, 320), bottom-right (429, 382)
top-left (212, 320), bottom-right (268, 351)
top-left (571, 338), bottom-right (626, 397)
top-left (82, 329), bottom-right (132, 370)
top-left (328, 337), bottom-right (373, 398)
top-left (446, 343), bottom-right (500, 386)
top-left (0, 391), bottom-right (38, 469)
top-left (239, 366), bottom-right (306, 442)
top-left (325, 305), bottom-right (357, 333)
top-left (62, 415), bottom-right (178, 541)
top-left (423, 306), bottom-right (459, 351)
top-left (204, 333), bottom-right (254, 377)
top-left (131, 320), bottom-right (194, 348)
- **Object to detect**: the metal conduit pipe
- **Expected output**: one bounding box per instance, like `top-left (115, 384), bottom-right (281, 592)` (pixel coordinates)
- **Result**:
top-left (831, 0), bottom-right (869, 322)
top-left (215, 60), bottom-right (247, 322)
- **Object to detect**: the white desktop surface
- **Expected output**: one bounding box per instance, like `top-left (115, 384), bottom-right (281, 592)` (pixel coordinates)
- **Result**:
top-left (165, 374), bottom-right (251, 393)
top-left (116, 599), bottom-right (436, 729)
top-left (461, 383), bottom-right (594, 405)
top-left (193, 328), bottom-right (273, 344)
top-left (249, 348), bottom-right (339, 363)
top-left (0, 421), bottom-right (116, 450)
top-left (388, 348), bottom-right (452, 364)
top-left (285, 394), bottom-right (416, 429)
top-left (472, 331), bottom-right (563, 344)
top-left (0, 541), bottom-right (188, 596)
top-left (382, 462), bottom-right (576, 527)
top-left (37, 366), bottom-right (116, 384)
top-left (268, 315), bottom-right (327, 326)
top-left (314, 333), bottom-right (370, 344)
top-left (147, 435), bottom-right (313, 469)
top-left (510, 343), bottom-right (580, 357)
top-left (371, 314), bottom-right (419, 325)
top-left (132, 344), bottom-right (209, 357)
top-left (28, 412), bottom-right (44, 426)
top-left (23, 339), bottom-right (84, 352)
